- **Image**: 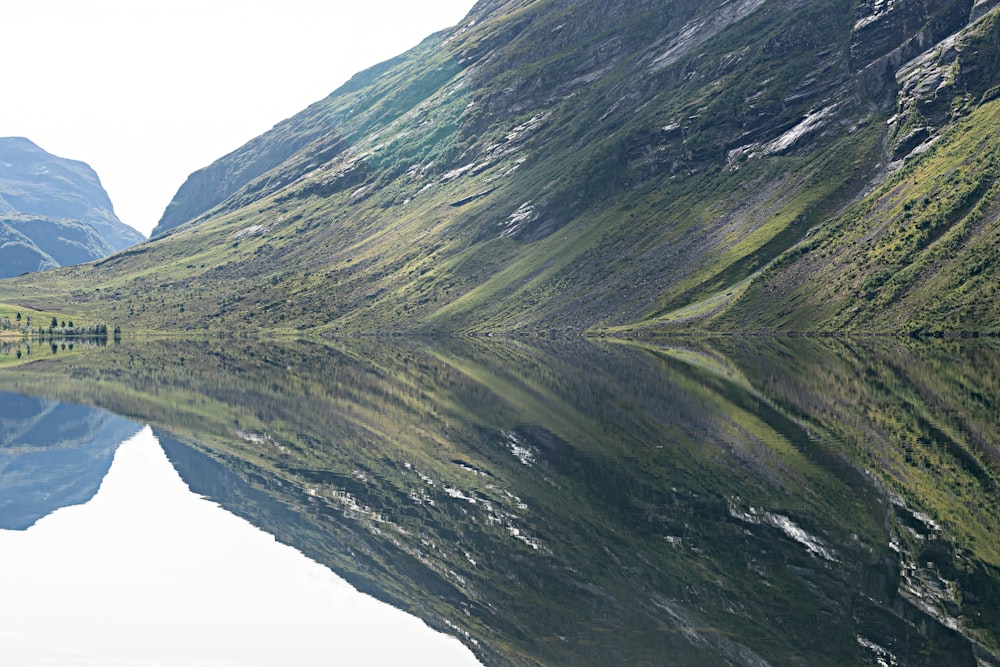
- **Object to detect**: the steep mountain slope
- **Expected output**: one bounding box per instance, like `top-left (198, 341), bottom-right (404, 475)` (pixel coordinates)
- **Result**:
top-left (0, 138), bottom-right (144, 279)
top-left (701, 7), bottom-right (1000, 334)
top-left (1, 1), bottom-right (997, 334)
top-left (0, 220), bottom-right (59, 275)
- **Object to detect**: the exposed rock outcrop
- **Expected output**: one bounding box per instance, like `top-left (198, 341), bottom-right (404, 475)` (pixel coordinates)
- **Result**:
top-left (890, 5), bottom-right (1000, 159)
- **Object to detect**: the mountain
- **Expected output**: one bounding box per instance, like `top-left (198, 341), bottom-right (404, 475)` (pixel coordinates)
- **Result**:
top-left (0, 137), bottom-right (144, 279)
top-left (691, 2), bottom-right (1000, 335)
top-left (1, 1), bottom-right (998, 334)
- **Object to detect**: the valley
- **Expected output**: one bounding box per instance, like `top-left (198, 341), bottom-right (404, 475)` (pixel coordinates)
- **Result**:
top-left (0, 1), bottom-right (997, 337)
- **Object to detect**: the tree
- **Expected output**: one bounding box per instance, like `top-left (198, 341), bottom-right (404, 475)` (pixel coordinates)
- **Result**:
top-left (51, 316), bottom-right (58, 328)
top-left (15, 312), bottom-right (21, 323)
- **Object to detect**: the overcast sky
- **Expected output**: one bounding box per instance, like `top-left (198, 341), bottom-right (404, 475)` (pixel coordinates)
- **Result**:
top-left (1, 1), bottom-right (477, 237)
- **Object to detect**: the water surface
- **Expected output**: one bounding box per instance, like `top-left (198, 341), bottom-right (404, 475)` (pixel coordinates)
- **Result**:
top-left (1, 335), bottom-right (999, 666)
top-left (0, 423), bottom-right (481, 666)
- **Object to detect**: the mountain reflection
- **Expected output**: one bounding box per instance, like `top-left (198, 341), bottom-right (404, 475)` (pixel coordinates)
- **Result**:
top-left (0, 390), bottom-right (141, 529)
top-left (1, 335), bottom-right (999, 666)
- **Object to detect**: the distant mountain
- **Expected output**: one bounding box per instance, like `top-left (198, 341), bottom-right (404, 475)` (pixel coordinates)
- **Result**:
top-left (0, 138), bottom-right (144, 279)
top-left (3, 1), bottom-right (1000, 335)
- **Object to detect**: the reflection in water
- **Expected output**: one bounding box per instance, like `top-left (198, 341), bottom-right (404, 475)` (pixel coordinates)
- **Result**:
top-left (1, 336), bottom-right (999, 666)
top-left (0, 427), bottom-right (482, 667)
top-left (0, 391), bottom-right (141, 529)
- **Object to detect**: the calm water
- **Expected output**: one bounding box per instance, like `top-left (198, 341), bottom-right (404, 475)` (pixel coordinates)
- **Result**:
top-left (1, 335), bottom-right (999, 666)
top-left (0, 403), bottom-right (481, 667)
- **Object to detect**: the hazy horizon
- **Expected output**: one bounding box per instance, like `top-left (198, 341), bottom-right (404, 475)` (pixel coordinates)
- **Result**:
top-left (1, 1), bottom-right (476, 237)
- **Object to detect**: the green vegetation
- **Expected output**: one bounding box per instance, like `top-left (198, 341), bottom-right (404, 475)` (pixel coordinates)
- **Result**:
top-left (0, 302), bottom-right (117, 368)
top-left (705, 97), bottom-right (1000, 334)
top-left (1, 5), bottom-right (998, 663)
top-left (0, 2), bottom-right (995, 336)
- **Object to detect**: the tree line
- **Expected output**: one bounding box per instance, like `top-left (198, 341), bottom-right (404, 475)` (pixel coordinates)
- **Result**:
top-left (0, 312), bottom-right (120, 342)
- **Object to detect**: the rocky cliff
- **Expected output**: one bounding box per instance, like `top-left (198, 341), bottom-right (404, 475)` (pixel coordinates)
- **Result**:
top-left (4, 1), bottom-right (1000, 335)
top-left (710, 6), bottom-right (1000, 333)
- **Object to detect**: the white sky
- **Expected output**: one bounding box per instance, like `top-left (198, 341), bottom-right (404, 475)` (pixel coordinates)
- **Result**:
top-left (1, 1), bottom-right (477, 237)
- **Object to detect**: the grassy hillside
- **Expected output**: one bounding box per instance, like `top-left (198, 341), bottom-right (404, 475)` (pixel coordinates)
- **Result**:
top-left (705, 96), bottom-right (1000, 334)
top-left (0, 1), bottom-right (996, 334)
top-left (661, 7), bottom-right (1000, 334)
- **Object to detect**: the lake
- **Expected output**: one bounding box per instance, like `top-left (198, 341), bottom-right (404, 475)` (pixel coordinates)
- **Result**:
top-left (1, 335), bottom-right (998, 666)
top-left (0, 397), bottom-right (480, 667)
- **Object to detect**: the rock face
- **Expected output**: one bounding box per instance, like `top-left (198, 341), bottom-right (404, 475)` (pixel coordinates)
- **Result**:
top-left (850, 0), bottom-right (973, 68)
top-left (12, 1), bottom-right (1000, 336)
top-left (0, 138), bottom-right (144, 278)
top-left (714, 5), bottom-right (1000, 333)
top-left (891, 11), bottom-right (1000, 154)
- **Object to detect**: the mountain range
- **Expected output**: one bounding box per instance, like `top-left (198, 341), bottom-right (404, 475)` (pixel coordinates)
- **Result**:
top-left (0, 0), bottom-right (998, 335)
top-left (0, 137), bottom-right (144, 280)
